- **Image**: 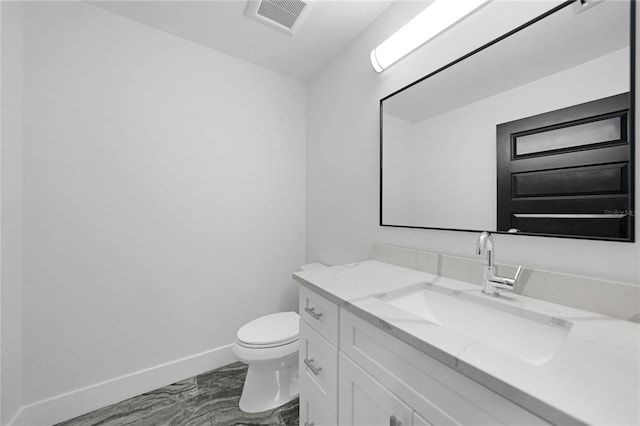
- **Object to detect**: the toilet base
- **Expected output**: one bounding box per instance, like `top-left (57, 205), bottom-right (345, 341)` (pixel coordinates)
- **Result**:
top-left (238, 353), bottom-right (299, 413)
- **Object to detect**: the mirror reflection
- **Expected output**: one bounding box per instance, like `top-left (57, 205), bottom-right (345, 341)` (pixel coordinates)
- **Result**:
top-left (381, 0), bottom-right (633, 241)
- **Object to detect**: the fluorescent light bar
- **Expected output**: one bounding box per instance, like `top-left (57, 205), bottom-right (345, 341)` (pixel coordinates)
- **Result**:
top-left (370, 0), bottom-right (490, 73)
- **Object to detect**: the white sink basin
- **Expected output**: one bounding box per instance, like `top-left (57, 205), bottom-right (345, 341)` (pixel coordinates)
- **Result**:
top-left (382, 287), bottom-right (570, 365)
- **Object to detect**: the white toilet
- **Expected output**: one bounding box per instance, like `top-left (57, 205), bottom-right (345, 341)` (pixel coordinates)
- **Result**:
top-left (232, 311), bottom-right (300, 413)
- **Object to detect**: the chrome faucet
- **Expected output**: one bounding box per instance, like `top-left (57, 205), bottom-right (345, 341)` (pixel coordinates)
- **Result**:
top-left (475, 231), bottom-right (522, 296)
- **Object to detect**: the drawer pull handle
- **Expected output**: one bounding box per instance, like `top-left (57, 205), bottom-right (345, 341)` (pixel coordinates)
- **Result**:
top-left (304, 306), bottom-right (323, 320)
top-left (304, 423), bottom-right (314, 426)
top-left (304, 358), bottom-right (322, 375)
top-left (390, 415), bottom-right (402, 426)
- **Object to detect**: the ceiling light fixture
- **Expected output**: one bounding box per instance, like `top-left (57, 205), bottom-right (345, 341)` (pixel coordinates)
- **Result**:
top-left (370, 0), bottom-right (491, 73)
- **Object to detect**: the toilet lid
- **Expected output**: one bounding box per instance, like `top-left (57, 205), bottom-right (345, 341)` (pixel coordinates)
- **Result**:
top-left (237, 311), bottom-right (299, 347)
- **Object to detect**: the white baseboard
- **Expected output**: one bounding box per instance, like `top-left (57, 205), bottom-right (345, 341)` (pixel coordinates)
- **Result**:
top-left (17, 344), bottom-right (235, 426)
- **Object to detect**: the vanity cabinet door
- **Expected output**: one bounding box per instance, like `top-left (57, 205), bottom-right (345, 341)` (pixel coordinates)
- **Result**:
top-left (339, 353), bottom-right (412, 426)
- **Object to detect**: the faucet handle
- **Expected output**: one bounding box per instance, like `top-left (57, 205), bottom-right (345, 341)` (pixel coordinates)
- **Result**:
top-left (501, 265), bottom-right (523, 286)
top-left (513, 265), bottom-right (523, 282)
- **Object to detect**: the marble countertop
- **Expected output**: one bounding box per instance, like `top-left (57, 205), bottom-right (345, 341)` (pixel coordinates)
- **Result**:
top-left (293, 260), bottom-right (640, 426)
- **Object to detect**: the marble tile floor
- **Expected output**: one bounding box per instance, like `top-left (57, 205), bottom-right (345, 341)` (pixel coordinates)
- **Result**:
top-left (55, 362), bottom-right (299, 426)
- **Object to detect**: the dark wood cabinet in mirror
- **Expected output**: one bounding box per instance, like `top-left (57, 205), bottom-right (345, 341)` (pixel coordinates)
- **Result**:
top-left (380, 0), bottom-right (635, 241)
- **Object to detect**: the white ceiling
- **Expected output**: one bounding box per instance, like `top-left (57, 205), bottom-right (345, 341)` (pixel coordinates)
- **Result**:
top-left (90, 0), bottom-right (396, 81)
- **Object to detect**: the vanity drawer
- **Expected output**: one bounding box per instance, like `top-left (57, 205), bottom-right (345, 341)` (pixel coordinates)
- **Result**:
top-left (339, 308), bottom-right (550, 426)
top-left (300, 320), bottom-right (338, 395)
top-left (299, 285), bottom-right (339, 346)
top-left (299, 320), bottom-right (338, 426)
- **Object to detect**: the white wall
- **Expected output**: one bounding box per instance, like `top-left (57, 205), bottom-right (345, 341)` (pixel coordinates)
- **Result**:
top-left (306, 0), bottom-right (639, 285)
top-left (20, 0), bottom-right (305, 420)
top-left (1, 1), bottom-right (24, 424)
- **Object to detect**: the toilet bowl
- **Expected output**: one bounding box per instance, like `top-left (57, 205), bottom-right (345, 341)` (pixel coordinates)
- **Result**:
top-left (232, 311), bottom-right (300, 413)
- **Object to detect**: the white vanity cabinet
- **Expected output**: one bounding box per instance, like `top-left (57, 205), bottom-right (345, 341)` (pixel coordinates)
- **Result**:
top-left (298, 285), bottom-right (550, 426)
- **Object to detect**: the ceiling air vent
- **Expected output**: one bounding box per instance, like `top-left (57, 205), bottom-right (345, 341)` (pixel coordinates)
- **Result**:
top-left (246, 0), bottom-right (312, 35)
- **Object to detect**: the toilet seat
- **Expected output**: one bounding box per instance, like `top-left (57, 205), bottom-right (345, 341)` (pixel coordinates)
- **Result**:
top-left (236, 311), bottom-right (299, 348)
top-left (237, 337), bottom-right (298, 349)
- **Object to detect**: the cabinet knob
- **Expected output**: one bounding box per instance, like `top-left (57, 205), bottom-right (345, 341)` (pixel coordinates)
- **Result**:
top-left (390, 415), bottom-right (402, 426)
top-left (303, 358), bottom-right (323, 375)
top-left (304, 306), bottom-right (323, 320)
